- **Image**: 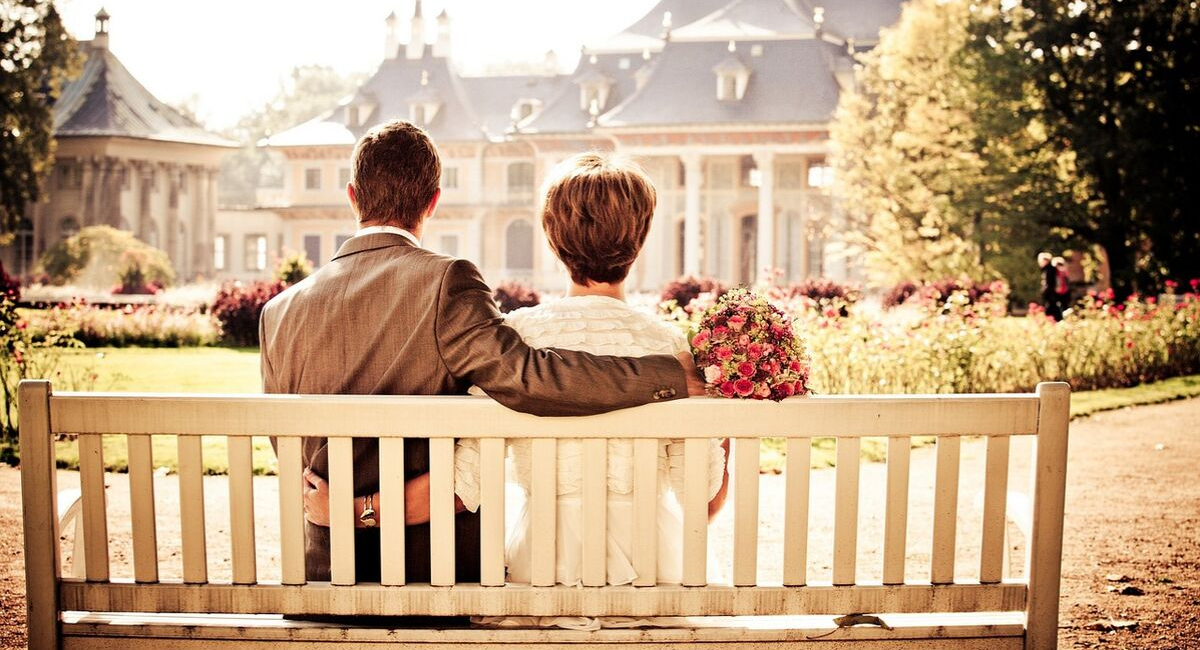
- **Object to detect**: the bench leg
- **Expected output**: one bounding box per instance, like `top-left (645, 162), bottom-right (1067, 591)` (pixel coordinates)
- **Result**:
top-left (21, 380), bottom-right (61, 650)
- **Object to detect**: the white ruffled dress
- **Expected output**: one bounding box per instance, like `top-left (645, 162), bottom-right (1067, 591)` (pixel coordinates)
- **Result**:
top-left (453, 295), bottom-right (727, 629)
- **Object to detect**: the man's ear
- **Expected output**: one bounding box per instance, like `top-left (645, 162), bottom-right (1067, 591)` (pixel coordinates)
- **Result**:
top-left (424, 188), bottom-right (442, 219)
top-left (347, 183), bottom-right (358, 214)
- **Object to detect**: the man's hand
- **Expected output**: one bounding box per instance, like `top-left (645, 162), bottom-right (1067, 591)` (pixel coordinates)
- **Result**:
top-left (302, 468), bottom-right (331, 527)
top-left (676, 351), bottom-right (707, 397)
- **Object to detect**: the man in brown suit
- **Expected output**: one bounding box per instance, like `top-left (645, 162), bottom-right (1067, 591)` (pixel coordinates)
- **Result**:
top-left (260, 120), bottom-right (702, 584)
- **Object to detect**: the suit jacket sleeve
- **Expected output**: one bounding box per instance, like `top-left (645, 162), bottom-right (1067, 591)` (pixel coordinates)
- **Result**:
top-left (434, 259), bottom-right (689, 416)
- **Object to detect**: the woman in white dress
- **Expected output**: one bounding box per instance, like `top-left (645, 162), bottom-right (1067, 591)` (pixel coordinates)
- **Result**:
top-left (454, 153), bottom-right (729, 629)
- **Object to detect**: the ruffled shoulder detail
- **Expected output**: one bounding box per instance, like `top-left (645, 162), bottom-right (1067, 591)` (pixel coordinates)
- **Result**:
top-left (505, 298), bottom-right (686, 355)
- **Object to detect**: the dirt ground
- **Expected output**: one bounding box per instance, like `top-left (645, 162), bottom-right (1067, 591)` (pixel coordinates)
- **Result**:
top-left (0, 398), bottom-right (1197, 648)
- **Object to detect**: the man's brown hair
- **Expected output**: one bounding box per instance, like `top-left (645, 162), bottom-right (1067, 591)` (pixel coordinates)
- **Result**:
top-left (350, 120), bottom-right (441, 230)
top-left (540, 152), bottom-right (657, 286)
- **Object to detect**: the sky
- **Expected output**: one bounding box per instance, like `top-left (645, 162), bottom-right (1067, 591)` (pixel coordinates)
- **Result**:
top-left (57, 0), bottom-right (660, 131)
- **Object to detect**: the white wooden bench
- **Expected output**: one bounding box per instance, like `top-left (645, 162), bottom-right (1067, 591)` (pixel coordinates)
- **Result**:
top-left (20, 379), bottom-right (1070, 649)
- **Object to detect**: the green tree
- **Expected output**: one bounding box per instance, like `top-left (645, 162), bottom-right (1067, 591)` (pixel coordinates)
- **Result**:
top-left (39, 225), bottom-right (176, 288)
top-left (831, 0), bottom-right (1087, 303)
top-left (968, 0), bottom-right (1200, 296)
top-left (219, 65), bottom-right (365, 206)
top-left (0, 0), bottom-right (80, 233)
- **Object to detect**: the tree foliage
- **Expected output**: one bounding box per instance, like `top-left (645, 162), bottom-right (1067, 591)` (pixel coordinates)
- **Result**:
top-left (967, 0), bottom-right (1200, 296)
top-left (219, 65), bottom-right (365, 206)
top-left (831, 0), bottom-right (1085, 302)
top-left (0, 0), bottom-right (80, 233)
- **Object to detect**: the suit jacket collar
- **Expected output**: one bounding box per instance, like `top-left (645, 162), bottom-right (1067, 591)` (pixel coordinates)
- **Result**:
top-left (331, 232), bottom-right (417, 261)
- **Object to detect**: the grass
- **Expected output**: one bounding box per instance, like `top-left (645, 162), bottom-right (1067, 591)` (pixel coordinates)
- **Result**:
top-left (20, 347), bottom-right (1200, 475)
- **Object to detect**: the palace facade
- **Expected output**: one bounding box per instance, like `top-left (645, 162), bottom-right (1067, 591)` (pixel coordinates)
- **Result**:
top-left (219, 0), bottom-right (904, 289)
top-left (0, 10), bottom-right (236, 281)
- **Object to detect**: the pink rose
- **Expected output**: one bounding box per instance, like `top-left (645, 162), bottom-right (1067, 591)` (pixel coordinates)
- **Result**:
top-left (780, 381), bottom-right (796, 397)
top-left (747, 343), bottom-right (764, 360)
top-left (713, 325), bottom-right (730, 339)
top-left (738, 334), bottom-right (751, 346)
top-left (737, 361), bottom-right (756, 378)
top-left (755, 383), bottom-right (771, 398)
top-left (728, 315), bottom-right (747, 331)
top-left (720, 381), bottom-right (737, 397)
top-left (716, 346), bottom-right (734, 361)
top-left (734, 379), bottom-right (755, 397)
top-left (789, 360), bottom-right (803, 372)
top-left (704, 365), bottom-right (723, 383)
top-left (692, 330), bottom-right (711, 348)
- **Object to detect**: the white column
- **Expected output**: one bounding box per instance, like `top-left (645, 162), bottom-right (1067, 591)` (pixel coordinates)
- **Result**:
top-left (754, 150), bottom-right (776, 279)
top-left (470, 212), bottom-right (485, 267)
top-left (682, 153), bottom-right (703, 276)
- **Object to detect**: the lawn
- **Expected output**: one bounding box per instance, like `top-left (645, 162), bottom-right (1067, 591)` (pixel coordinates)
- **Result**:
top-left (40, 347), bottom-right (1200, 475)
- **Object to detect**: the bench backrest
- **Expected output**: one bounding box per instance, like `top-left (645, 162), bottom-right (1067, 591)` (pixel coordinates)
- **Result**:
top-left (20, 380), bottom-right (1069, 649)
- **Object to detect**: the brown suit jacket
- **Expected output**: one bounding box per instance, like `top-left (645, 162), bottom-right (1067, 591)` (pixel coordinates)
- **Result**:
top-left (259, 233), bottom-right (688, 583)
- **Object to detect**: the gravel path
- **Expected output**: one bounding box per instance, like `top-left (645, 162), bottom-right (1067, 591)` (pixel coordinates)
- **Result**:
top-left (1, 398), bottom-right (1197, 648)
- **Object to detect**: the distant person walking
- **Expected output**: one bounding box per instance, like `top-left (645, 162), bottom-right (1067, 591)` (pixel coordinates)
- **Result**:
top-left (1052, 256), bottom-right (1071, 316)
top-left (1038, 252), bottom-right (1062, 320)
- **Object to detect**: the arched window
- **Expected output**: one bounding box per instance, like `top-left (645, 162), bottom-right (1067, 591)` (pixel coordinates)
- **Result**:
top-left (505, 219), bottom-right (534, 272)
top-left (60, 216), bottom-right (80, 240)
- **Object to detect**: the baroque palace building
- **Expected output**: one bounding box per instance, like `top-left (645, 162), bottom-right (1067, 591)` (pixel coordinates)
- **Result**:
top-left (1, 9), bottom-right (236, 280)
top-left (222, 0), bottom-right (904, 289)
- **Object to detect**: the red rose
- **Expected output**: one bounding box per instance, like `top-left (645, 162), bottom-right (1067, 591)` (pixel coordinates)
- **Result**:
top-left (789, 360), bottom-right (803, 372)
top-left (780, 381), bottom-right (796, 397)
top-left (720, 381), bottom-right (737, 397)
top-left (713, 325), bottom-right (730, 339)
top-left (737, 361), bottom-right (756, 378)
top-left (734, 379), bottom-right (755, 397)
top-left (728, 315), bottom-right (747, 331)
top-left (716, 346), bottom-right (734, 361)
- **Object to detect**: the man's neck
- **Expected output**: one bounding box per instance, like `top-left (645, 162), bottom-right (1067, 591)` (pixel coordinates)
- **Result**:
top-left (359, 220), bottom-right (423, 240)
top-left (567, 280), bottom-right (625, 301)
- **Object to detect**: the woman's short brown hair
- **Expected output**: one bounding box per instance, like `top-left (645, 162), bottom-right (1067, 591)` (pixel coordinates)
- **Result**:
top-left (350, 120), bottom-right (441, 230)
top-left (540, 153), bottom-right (657, 286)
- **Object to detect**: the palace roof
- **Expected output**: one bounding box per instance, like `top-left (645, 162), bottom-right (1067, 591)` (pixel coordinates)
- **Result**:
top-left (54, 42), bottom-right (235, 147)
top-left (669, 0), bottom-right (817, 41)
top-left (599, 38), bottom-right (844, 128)
top-left (458, 74), bottom-right (569, 138)
top-left (793, 0), bottom-right (905, 45)
top-left (517, 53), bottom-right (646, 135)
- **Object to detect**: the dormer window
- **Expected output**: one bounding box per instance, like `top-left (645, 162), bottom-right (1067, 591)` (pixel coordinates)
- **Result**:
top-left (345, 99), bottom-right (377, 128)
top-left (577, 67), bottom-right (613, 113)
top-left (713, 41), bottom-right (751, 101)
top-left (511, 99), bottom-right (543, 123)
top-left (407, 70), bottom-right (442, 127)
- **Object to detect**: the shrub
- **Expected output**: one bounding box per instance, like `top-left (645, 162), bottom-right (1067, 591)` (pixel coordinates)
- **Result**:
top-left (112, 249), bottom-right (165, 295)
top-left (38, 226), bottom-right (176, 289)
top-left (274, 250), bottom-right (312, 285)
top-left (24, 303), bottom-right (220, 347)
top-left (211, 280), bottom-right (287, 346)
top-left (660, 275), bottom-right (727, 311)
top-left (493, 280), bottom-right (540, 314)
top-left (0, 262), bottom-right (20, 303)
top-left (883, 281), bottom-right (920, 309)
top-left (1, 292), bottom-right (84, 447)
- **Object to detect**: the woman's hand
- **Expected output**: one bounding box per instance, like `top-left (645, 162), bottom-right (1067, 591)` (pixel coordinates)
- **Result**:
top-left (302, 467), bottom-right (331, 527)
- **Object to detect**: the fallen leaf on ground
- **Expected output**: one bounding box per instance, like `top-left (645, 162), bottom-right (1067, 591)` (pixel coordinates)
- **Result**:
top-left (1084, 619), bottom-right (1138, 632)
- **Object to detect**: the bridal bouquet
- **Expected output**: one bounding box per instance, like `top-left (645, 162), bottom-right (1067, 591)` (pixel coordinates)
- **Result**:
top-left (691, 288), bottom-right (810, 401)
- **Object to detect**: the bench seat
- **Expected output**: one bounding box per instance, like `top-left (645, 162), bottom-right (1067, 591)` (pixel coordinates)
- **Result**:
top-left (62, 611), bottom-right (1026, 649)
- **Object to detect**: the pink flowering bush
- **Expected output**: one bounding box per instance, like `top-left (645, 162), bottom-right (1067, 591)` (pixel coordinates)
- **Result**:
top-left (691, 288), bottom-right (810, 400)
top-left (212, 280), bottom-right (288, 347)
top-left (25, 302), bottom-right (219, 347)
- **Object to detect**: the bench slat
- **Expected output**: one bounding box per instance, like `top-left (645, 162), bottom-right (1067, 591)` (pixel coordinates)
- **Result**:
top-left (177, 435), bottom-right (207, 584)
top-left (430, 438), bottom-right (456, 586)
top-left (479, 438), bottom-right (505, 586)
top-left (632, 438), bottom-right (658, 586)
top-left (582, 438), bottom-right (607, 586)
top-left (980, 435), bottom-right (1010, 584)
top-left (681, 438), bottom-right (708, 586)
top-left (228, 436), bottom-right (257, 585)
top-left (832, 437), bottom-right (860, 586)
top-left (327, 437), bottom-right (355, 586)
top-left (275, 437), bottom-right (306, 586)
top-left (127, 434), bottom-right (157, 584)
top-left (47, 393), bottom-right (1042, 438)
top-left (59, 580), bottom-right (1030, 617)
top-left (530, 438), bottom-right (557, 587)
top-left (782, 437), bottom-right (810, 586)
top-left (931, 436), bottom-right (962, 585)
top-left (379, 438), bottom-right (405, 586)
top-left (79, 434), bottom-right (109, 582)
top-left (883, 435), bottom-right (911, 585)
top-left (733, 437), bottom-right (759, 586)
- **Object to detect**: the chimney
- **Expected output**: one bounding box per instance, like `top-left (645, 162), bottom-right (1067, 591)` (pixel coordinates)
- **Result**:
top-left (406, 0), bottom-right (426, 60)
top-left (543, 49), bottom-right (559, 73)
top-left (384, 11), bottom-right (399, 60)
top-left (433, 9), bottom-right (451, 58)
top-left (93, 7), bottom-right (110, 50)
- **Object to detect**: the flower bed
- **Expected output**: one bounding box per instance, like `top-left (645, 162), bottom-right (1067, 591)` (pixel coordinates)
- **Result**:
top-left (21, 303), bottom-right (220, 348)
top-left (665, 282), bottom-right (1200, 395)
